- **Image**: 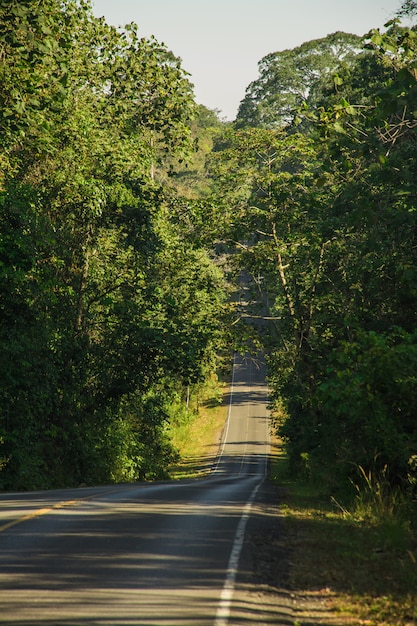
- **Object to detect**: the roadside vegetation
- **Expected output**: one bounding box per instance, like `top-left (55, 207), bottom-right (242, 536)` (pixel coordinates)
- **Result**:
top-left (270, 442), bottom-right (417, 625)
top-left (0, 0), bottom-right (233, 490)
top-left (168, 373), bottom-right (228, 480)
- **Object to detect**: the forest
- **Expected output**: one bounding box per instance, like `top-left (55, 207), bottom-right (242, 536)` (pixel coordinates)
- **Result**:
top-left (1, 0), bottom-right (417, 524)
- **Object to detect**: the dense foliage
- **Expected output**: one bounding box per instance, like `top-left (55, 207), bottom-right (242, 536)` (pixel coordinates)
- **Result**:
top-left (235, 31), bottom-right (362, 129)
top-left (214, 13), bottom-right (417, 500)
top-left (0, 0), bottom-right (230, 489)
top-left (2, 0), bottom-right (417, 507)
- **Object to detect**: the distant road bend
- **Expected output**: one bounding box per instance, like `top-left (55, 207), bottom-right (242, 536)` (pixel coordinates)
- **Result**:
top-left (0, 352), bottom-right (277, 625)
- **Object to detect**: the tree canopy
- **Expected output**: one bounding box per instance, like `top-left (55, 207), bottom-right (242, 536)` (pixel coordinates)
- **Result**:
top-left (235, 31), bottom-right (363, 128)
top-left (0, 0), bottom-right (230, 489)
top-left (214, 18), bottom-right (417, 498)
top-left (2, 0), bottom-right (417, 512)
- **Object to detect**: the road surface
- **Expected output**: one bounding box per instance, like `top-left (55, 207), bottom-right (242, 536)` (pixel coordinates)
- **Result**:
top-left (0, 353), bottom-right (287, 625)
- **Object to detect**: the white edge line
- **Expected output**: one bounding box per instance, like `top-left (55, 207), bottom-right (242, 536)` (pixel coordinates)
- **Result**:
top-left (214, 479), bottom-right (264, 626)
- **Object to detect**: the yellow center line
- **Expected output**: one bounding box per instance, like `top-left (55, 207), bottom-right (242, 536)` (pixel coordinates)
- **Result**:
top-left (0, 484), bottom-right (140, 534)
top-left (0, 499), bottom-right (78, 533)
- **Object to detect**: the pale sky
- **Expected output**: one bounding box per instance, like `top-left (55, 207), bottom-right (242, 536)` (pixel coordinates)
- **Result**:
top-left (91, 0), bottom-right (404, 121)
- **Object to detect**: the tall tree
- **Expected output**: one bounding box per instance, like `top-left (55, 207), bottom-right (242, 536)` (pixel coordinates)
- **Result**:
top-left (235, 31), bottom-right (362, 128)
top-left (0, 0), bottom-right (230, 489)
top-left (213, 19), bottom-right (417, 494)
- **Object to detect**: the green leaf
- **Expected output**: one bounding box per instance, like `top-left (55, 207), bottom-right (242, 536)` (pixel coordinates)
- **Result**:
top-left (371, 32), bottom-right (383, 46)
top-left (333, 121), bottom-right (346, 134)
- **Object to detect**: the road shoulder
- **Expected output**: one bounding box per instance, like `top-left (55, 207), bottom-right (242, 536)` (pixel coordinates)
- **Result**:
top-left (235, 481), bottom-right (348, 625)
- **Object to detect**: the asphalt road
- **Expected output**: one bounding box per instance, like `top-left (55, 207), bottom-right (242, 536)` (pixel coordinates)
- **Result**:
top-left (0, 353), bottom-right (279, 626)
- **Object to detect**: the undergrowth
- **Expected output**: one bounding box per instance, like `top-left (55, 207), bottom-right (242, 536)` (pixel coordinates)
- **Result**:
top-left (168, 375), bottom-right (228, 479)
top-left (270, 440), bottom-right (417, 625)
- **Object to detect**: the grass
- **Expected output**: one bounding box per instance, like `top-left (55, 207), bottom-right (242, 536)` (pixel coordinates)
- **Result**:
top-left (270, 439), bottom-right (417, 625)
top-left (168, 375), bottom-right (228, 480)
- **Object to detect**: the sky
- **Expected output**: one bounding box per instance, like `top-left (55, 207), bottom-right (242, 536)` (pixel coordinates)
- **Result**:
top-left (91, 0), bottom-right (404, 121)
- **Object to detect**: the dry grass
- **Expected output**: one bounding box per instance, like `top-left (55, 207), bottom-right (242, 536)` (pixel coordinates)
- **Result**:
top-left (270, 440), bottom-right (417, 626)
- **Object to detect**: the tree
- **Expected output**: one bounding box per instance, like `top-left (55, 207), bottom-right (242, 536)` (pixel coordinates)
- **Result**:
top-left (235, 32), bottom-right (362, 128)
top-left (213, 19), bottom-right (417, 496)
top-left (278, 21), bottom-right (417, 487)
top-left (397, 0), bottom-right (417, 18)
top-left (0, 0), bottom-right (230, 489)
